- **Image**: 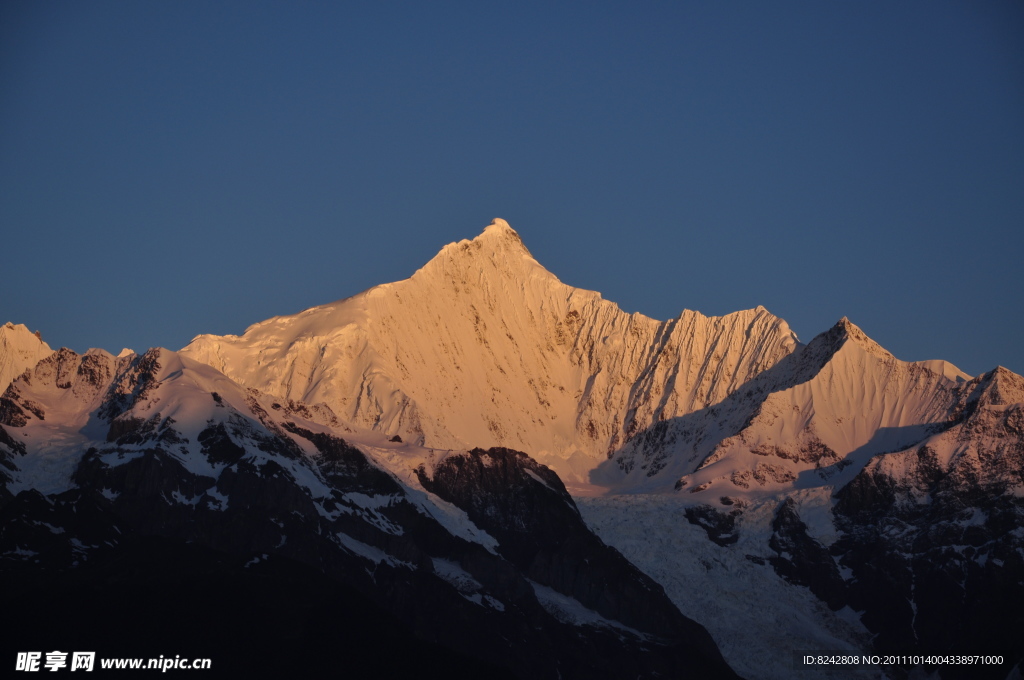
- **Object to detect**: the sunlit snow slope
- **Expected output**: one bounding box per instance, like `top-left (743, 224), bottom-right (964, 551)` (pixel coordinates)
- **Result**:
top-left (0, 323), bottom-right (52, 393)
top-left (182, 219), bottom-right (799, 486)
top-left (603, 318), bottom-right (973, 494)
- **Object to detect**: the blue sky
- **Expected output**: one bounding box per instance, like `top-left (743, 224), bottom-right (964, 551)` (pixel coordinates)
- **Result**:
top-left (2, 1), bottom-right (1022, 376)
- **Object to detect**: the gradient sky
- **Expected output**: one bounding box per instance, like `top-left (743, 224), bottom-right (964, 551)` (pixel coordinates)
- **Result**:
top-left (2, 1), bottom-right (1022, 377)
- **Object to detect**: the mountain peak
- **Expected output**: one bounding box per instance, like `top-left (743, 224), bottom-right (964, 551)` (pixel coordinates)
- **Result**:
top-left (411, 218), bottom-right (543, 286)
top-left (972, 365), bottom-right (1024, 407)
top-left (830, 317), bottom-right (891, 357)
top-left (473, 217), bottom-right (531, 255)
top-left (483, 217), bottom-right (514, 234)
top-left (792, 317), bottom-right (894, 382)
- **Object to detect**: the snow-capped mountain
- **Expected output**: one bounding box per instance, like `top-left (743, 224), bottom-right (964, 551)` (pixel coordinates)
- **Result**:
top-left (3, 218), bottom-right (1021, 678)
top-left (182, 219), bottom-right (798, 488)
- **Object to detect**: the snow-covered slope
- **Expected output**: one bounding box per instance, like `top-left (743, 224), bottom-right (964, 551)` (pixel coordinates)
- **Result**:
top-left (627, 318), bottom-right (969, 497)
top-left (580, 318), bottom-right (964, 495)
top-left (577, 494), bottom-right (876, 680)
top-left (0, 323), bottom-right (52, 393)
top-left (182, 219), bottom-right (798, 486)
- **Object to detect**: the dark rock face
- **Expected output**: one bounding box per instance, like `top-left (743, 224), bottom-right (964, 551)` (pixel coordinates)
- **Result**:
top-left (833, 492), bottom-right (1024, 678)
top-left (197, 422), bottom-right (246, 466)
top-left (417, 447), bottom-right (579, 565)
top-left (0, 389), bottom-right (43, 427)
top-left (684, 503), bottom-right (741, 546)
top-left (767, 498), bottom-right (846, 611)
top-left (97, 349), bottom-right (162, 421)
top-left (752, 438), bottom-right (842, 467)
top-left (0, 423), bottom-right (26, 458)
top-left (0, 489), bottom-right (123, 571)
top-left (418, 447), bottom-right (739, 679)
top-left (284, 423), bottom-right (403, 496)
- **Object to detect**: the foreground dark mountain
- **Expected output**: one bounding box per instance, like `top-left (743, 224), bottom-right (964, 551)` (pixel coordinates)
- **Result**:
top-left (0, 346), bottom-right (737, 678)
